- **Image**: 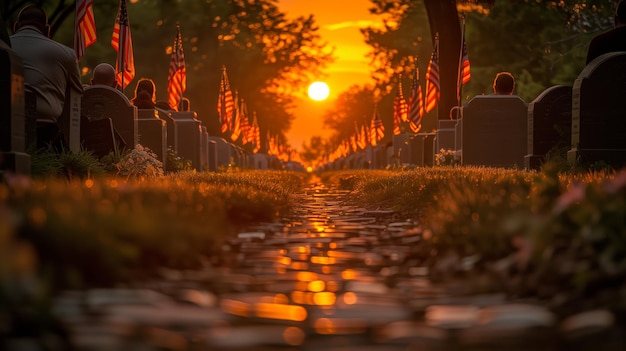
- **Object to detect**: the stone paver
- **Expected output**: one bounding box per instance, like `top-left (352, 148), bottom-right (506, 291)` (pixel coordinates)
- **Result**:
top-left (52, 182), bottom-right (623, 350)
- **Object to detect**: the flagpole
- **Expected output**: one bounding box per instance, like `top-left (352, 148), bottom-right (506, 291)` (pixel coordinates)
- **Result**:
top-left (119, 1), bottom-right (126, 93)
top-left (177, 23), bottom-right (183, 110)
top-left (455, 16), bottom-right (466, 118)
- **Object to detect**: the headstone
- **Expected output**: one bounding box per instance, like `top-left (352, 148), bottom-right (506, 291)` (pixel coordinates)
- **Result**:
top-left (156, 108), bottom-right (177, 153)
top-left (201, 125), bottom-right (209, 171)
top-left (392, 133), bottom-right (411, 165)
top-left (525, 85), bottom-right (572, 169)
top-left (408, 134), bottom-right (426, 167)
top-left (207, 139), bottom-right (217, 172)
top-left (422, 132), bottom-right (436, 166)
top-left (250, 153), bottom-right (269, 170)
top-left (460, 95), bottom-right (528, 168)
top-left (80, 116), bottom-right (120, 159)
top-left (208, 136), bottom-right (233, 170)
top-left (57, 84), bottom-right (81, 153)
top-left (81, 86), bottom-right (138, 151)
top-left (568, 52), bottom-right (626, 168)
top-left (137, 109), bottom-right (167, 168)
top-left (0, 43), bottom-right (30, 175)
top-left (170, 111), bottom-right (202, 171)
top-left (436, 119), bottom-right (459, 154)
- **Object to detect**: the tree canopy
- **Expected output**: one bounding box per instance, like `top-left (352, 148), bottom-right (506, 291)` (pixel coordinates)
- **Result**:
top-left (2, 0), bottom-right (333, 151)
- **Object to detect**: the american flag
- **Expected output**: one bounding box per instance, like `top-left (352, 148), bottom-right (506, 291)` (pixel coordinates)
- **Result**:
top-left (111, 0), bottom-right (134, 89)
top-left (240, 99), bottom-right (251, 145)
top-left (168, 25), bottom-right (186, 111)
top-left (230, 91), bottom-right (241, 142)
top-left (370, 105), bottom-right (385, 146)
top-left (74, 0), bottom-right (96, 61)
top-left (217, 66), bottom-right (235, 134)
top-left (409, 65), bottom-right (424, 133)
top-left (251, 112), bottom-right (261, 153)
top-left (457, 18), bottom-right (471, 108)
top-left (425, 34), bottom-right (440, 113)
top-left (393, 78), bottom-right (407, 135)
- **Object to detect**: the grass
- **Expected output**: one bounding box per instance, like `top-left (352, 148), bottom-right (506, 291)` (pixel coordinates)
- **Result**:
top-left (2, 162), bottom-right (625, 343)
top-left (320, 164), bottom-right (626, 315)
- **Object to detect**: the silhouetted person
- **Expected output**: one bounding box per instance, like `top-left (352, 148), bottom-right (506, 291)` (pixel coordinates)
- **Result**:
top-left (586, 0), bottom-right (626, 64)
top-left (492, 72), bottom-right (515, 95)
top-left (90, 63), bottom-right (118, 88)
top-left (10, 4), bottom-right (82, 150)
top-left (131, 78), bottom-right (156, 109)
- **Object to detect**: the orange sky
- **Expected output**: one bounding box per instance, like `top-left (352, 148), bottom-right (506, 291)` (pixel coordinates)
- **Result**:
top-left (278, 0), bottom-right (381, 149)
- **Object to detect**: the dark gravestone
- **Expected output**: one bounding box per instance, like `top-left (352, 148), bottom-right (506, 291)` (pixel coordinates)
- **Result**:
top-left (170, 111), bottom-right (202, 171)
top-left (408, 132), bottom-right (436, 167)
top-left (81, 86), bottom-right (138, 151)
top-left (460, 95), bottom-right (528, 168)
top-left (568, 52), bottom-right (626, 168)
top-left (525, 85), bottom-right (572, 170)
top-left (80, 116), bottom-right (120, 158)
top-left (0, 43), bottom-right (30, 175)
top-left (201, 125), bottom-right (209, 171)
top-left (137, 109), bottom-right (167, 168)
top-left (208, 136), bottom-right (233, 170)
top-left (57, 85), bottom-right (81, 152)
top-left (436, 119), bottom-right (459, 153)
top-left (250, 153), bottom-right (269, 170)
top-left (392, 133), bottom-right (411, 165)
top-left (207, 138), bottom-right (217, 172)
top-left (156, 108), bottom-right (177, 152)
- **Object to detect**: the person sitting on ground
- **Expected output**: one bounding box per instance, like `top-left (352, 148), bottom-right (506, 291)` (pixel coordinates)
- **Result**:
top-left (586, 0), bottom-right (626, 64)
top-left (10, 4), bottom-right (83, 150)
top-left (131, 78), bottom-right (157, 109)
top-left (492, 71), bottom-right (516, 95)
top-left (90, 63), bottom-right (118, 88)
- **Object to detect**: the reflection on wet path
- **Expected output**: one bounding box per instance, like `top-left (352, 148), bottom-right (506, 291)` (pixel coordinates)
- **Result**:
top-left (52, 182), bottom-right (622, 350)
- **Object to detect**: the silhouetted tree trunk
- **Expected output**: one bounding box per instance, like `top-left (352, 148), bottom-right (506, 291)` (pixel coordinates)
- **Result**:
top-left (424, 0), bottom-right (462, 120)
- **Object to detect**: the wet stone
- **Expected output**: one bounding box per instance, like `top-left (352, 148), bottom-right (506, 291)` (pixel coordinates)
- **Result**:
top-left (51, 181), bottom-right (625, 350)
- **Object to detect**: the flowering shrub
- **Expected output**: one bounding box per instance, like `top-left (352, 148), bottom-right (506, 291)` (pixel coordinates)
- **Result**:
top-left (115, 144), bottom-right (164, 178)
top-left (435, 148), bottom-right (461, 166)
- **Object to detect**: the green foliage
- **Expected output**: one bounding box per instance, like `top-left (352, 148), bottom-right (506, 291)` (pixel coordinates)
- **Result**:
top-left (165, 146), bottom-right (193, 173)
top-left (29, 146), bottom-right (105, 179)
top-left (2, 170), bottom-right (304, 293)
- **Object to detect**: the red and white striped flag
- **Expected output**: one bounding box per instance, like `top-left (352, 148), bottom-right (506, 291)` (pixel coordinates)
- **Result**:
top-left (111, 0), bottom-right (135, 89)
top-left (74, 0), bottom-right (96, 61)
top-left (240, 99), bottom-right (251, 145)
top-left (230, 91), bottom-right (241, 142)
top-left (251, 112), bottom-right (261, 153)
top-left (370, 105), bottom-right (385, 146)
top-left (409, 64), bottom-right (424, 133)
top-left (168, 25), bottom-right (186, 111)
top-left (393, 77), bottom-right (407, 135)
top-left (425, 34), bottom-right (440, 113)
top-left (217, 66), bottom-right (234, 134)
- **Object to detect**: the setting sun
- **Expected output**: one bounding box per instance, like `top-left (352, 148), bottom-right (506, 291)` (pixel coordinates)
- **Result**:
top-left (308, 81), bottom-right (330, 101)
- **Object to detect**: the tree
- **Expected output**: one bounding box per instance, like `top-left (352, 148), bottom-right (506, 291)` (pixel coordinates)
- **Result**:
top-left (3, 0), bottom-right (332, 148)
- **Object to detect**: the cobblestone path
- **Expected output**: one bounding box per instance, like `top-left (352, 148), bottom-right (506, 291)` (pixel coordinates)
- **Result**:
top-left (51, 181), bottom-right (623, 350)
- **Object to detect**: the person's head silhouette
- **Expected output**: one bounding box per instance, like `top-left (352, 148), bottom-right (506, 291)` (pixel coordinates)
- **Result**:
top-left (493, 72), bottom-right (515, 95)
top-left (14, 5), bottom-right (50, 38)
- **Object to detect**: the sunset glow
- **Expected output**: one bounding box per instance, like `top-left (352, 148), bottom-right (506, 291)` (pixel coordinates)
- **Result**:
top-left (308, 81), bottom-right (330, 101)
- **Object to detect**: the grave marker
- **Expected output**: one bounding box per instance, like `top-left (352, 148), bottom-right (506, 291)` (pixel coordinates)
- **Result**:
top-left (137, 109), bottom-right (167, 169)
top-left (525, 85), bottom-right (572, 169)
top-left (81, 86), bottom-right (138, 151)
top-left (568, 52), bottom-right (626, 168)
top-left (460, 95), bottom-right (527, 168)
top-left (0, 43), bottom-right (30, 175)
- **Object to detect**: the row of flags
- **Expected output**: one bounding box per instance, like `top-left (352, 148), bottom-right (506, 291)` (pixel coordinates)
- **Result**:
top-left (74, 0), bottom-right (265, 153)
top-left (75, 0), bottom-right (135, 89)
top-left (327, 23), bottom-right (470, 164)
